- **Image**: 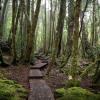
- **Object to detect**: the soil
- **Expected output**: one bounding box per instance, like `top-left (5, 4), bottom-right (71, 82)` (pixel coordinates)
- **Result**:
top-left (0, 65), bottom-right (30, 89)
top-left (44, 68), bottom-right (67, 92)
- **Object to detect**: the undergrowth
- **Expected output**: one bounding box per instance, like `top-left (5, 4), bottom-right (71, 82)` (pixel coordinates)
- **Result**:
top-left (55, 87), bottom-right (100, 100)
top-left (0, 73), bottom-right (28, 100)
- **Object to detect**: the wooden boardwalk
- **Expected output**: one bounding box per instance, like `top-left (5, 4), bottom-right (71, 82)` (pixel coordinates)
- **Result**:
top-left (29, 69), bottom-right (43, 78)
top-left (30, 62), bottom-right (48, 69)
top-left (28, 62), bottom-right (55, 100)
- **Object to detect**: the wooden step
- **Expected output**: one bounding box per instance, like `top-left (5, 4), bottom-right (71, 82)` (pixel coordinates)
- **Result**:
top-left (28, 79), bottom-right (55, 100)
top-left (29, 69), bottom-right (43, 79)
top-left (30, 63), bottom-right (48, 69)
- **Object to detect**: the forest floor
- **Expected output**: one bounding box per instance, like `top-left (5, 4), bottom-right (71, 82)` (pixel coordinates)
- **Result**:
top-left (44, 68), bottom-right (92, 92)
top-left (0, 56), bottom-right (100, 100)
top-left (0, 62), bottom-right (68, 99)
top-left (0, 63), bottom-right (97, 95)
top-left (44, 68), bottom-right (67, 92)
top-left (0, 65), bottom-right (30, 89)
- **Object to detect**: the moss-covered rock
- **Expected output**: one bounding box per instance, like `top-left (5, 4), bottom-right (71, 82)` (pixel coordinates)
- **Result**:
top-left (0, 79), bottom-right (28, 100)
top-left (56, 87), bottom-right (100, 100)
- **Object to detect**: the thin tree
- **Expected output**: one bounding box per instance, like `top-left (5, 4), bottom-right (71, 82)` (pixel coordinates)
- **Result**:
top-left (55, 0), bottom-right (66, 57)
top-left (11, 0), bottom-right (17, 64)
top-left (66, 0), bottom-right (74, 63)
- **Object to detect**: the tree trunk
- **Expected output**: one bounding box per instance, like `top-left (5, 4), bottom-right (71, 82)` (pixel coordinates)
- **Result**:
top-left (48, 0), bottom-right (52, 53)
top-left (11, 0), bottom-right (17, 64)
top-left (81, 22), bottom-right (95, 60)
top-left (66, 0), bottom-right (74, 62)
top-left (25, 0), bottom-right (41, 63)
top-left (0, 0), bottom-right (8, 39)
top-left (43, 0), bottom-right (47, 54)
top-left (55, 0), bottom-right (66, 57)
top-left (71, 0), bottom-right (81, 79)
top-left (91, 0), bottom-right (97, 46)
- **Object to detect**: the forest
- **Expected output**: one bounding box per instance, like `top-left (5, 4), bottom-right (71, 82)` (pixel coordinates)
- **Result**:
top-left (0, 0), bottom-right (100, 100)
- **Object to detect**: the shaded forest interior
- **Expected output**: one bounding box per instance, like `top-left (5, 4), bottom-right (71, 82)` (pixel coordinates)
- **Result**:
top-left (0, 0), bottom-right (100, 100)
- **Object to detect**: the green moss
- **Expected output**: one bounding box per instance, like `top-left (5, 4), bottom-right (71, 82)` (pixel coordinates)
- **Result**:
top-left (56, 87), bottom-right (100, 100)
top-left (0, 79), bottom-right (28, 100)
top-left (66, 79), bottom-right (81, 88)
top-left (55, 88), bottom-right (66, 97)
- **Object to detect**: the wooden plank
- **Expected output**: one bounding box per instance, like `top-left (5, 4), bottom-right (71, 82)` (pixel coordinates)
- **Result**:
top-left (29, 69), bottom-right (43, 79)
top-left (30, 63), bottom-right (48, 69)
top-left (28, 79), bottom-right (55, 100)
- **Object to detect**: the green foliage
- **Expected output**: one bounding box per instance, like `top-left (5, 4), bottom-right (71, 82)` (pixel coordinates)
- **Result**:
top-left (94, 45), bottom-right (100, 57)
top-left (56, 87), bottom-right (100, 100)
top-left (81, 58), bottom-right (100, 78)
top-left (0, 73), bottom-right (5, 79)
top-left (81, 62), bottom-right (95, 78)
top-left (55, 88), bottom-right (66, 97)
top-left (0, 79), bottom-right (28, 100)
top-left (56, 55), bottom-right (67, 68)
top-left (66, 79), bottom-right (81, 88)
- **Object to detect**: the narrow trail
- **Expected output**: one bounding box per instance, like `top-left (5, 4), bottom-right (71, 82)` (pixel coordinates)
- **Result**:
top-left (28, 61), bottom-right (55, 100)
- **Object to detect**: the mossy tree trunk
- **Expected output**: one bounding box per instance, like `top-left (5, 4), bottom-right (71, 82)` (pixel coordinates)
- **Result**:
top-left (43, 0), bottom-right (47, 54)
top-left (81, 22), bottom-right (95, 60)
top-left (91, 0), bottom-right (97, 47)
top-left (66, 0), bottom-right (74, 63)
top-left (0, 0), bottom-right (8, 39)
top-left (51, 0), bottom-right (57, 52)
top-left (48, 0), bottom-right (52, 53)
top-left (71, 0), bottom-right (81, 80)
top-left (12, 0), bottom-right (17, 64)
top-left (25, 0), bottom-right (41, 63)
top-left (0, 0), bottom-right (2, 39)
top-left (20, 9), bottom-right (24, 61)
top-left (55, 0), bottom-right (66, 57)
top-left (0, 0), bottom-right (4, 64)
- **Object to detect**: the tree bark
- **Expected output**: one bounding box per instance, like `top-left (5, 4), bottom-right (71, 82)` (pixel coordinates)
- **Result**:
top-left (25, 0), bottom-right (41, 63)
top-left (71, 0), bottom-right (81, 79)
top-left (66, 0), bottom-right (74, 62)
top-left (55, 0), bottom-right (66, 57)
top-left (11, 0), bottom-right (17, 64)
top-left (0, 0), bottom-right (8, 39)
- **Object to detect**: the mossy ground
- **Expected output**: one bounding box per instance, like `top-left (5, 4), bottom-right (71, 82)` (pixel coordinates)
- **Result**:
top-left (0, 77), bottom-right (28, 100)
top-left (56, 87), bottom-right (100, 100)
